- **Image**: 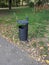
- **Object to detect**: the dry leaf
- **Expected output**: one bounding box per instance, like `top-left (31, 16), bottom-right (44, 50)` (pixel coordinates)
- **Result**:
top-left (47, 44), bottom-right (49, 46)
top-left (40, 47), bottom-right (44, 49)
top-left (43, 55), bottom-right (47, 57)
top-left (42, 60), bottom-right (45, 62)
top-left (48, 48), bottom-right (49, 50)
top-left (38, 58), bottom-right (41, 61)
top-left (45, 60), bottom-right (49, 64)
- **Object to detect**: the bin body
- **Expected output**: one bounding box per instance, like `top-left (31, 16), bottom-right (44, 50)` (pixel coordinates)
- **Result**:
top-left (18, 20), bottom-right (28, 41)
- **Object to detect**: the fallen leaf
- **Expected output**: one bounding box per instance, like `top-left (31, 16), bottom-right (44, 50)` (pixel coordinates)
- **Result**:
top-left (43, 55), bottom-right (47, 57)
top-left (38, 58), bottom-right (41, 61)
top-left (42, 60), bottom-right (45, 62)
top-left (47, 44), bottom-right (49, 46)
top-left (48, 48), bottom-right (49, 50)
top-left (39, 47), bottom-right (44, 49)
top-left (45, 60), bottom-right (49, 64)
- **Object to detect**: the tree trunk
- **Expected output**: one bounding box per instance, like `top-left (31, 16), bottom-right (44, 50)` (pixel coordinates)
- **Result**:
top-left (9, 0), bottom-right (12, 10)
top-left (22, 0), bottom-right (23, 6)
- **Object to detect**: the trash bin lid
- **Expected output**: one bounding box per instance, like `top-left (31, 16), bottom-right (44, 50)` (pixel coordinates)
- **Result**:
top-left (17, 20), bottom-right (28, 25)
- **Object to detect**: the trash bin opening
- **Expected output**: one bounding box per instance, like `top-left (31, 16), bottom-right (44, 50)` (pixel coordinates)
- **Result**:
top-left (19, 25), bottom-right (25, 29)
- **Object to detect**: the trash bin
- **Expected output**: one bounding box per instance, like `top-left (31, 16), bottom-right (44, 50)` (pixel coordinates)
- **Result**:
top-left (17, 18), bottom-right (28, 41)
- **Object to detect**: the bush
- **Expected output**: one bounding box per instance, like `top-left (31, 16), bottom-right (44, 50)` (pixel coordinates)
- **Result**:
top-left (29, 2), bottom-right (34, 7)
top-left (16, 0), bottom-right (20, 7)
top-left (0, 3), bottom-right (5, 8)
top-left (0, 3), bottom-right (8, 8)
top-left (36, 0), bottom-right (43, 6)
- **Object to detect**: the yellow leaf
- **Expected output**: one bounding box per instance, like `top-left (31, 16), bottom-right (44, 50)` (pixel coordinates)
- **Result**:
top-left (47, 44), bottom-right (49, 46)
top-left (45, 60), bottom-right (49, 64)
top-left (40, 47), bottom-right (44, 49)
top-left (43, 55), bottom-right (47, 57)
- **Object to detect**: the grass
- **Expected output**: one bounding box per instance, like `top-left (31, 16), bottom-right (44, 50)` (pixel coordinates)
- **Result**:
top-left (32, 42), bottom-right (36, 48)
top-left (38, 41), bottom-right (45, 46)
top-left (0, 7), bottom-right (49, 63)
top-left (0, 7), bottom-right (49, 40)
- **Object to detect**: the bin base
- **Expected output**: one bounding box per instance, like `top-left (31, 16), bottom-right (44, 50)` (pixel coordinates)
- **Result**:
top-left (20, 40), bottom-right (29, 44)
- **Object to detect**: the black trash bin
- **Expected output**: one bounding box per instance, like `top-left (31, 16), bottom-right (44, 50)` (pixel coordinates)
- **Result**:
top-left (17, 18), bottom-right (28, 41)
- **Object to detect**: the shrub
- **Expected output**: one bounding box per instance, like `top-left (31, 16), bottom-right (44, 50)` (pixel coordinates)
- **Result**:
top-left (0, 3), bottom-right (8, 8)
top-left (29, 2), bottom-right (34, 7)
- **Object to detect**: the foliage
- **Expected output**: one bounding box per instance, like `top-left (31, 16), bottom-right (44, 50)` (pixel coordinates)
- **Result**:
top-left (29, 2), bottom-right (34, 7)
top-left (0, 2), bottom-right (8, 8)
top-left (16, 0), bottom-right (20, 7)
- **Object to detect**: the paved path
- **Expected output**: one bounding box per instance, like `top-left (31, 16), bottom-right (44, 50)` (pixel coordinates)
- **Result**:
top-left (0, 36), bottom-right (42, 65)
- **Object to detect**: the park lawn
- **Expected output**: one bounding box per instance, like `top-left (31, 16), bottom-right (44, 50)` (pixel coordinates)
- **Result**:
top-left (0, 7), bottom-right (49, 64)
top-left (0, 8), bottom-right (49, 40)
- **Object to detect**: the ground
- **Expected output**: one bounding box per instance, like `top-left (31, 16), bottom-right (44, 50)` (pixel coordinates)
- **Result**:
top-left (0, 35), bottom-right (43, 65)
top-left (0, 7), bottom-right (49, 65)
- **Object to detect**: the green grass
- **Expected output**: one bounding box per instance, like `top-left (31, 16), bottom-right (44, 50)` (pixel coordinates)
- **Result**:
top-left (40, 46), bottom-right (48, 55)
top-left (0, 7), bottom-right (49, 62)
top-left (0, 7), bottom-right (49, 39)
top-left (38, 41), bottom-right (45, 47)
top-left (32, 42), bottom-right (36, 48)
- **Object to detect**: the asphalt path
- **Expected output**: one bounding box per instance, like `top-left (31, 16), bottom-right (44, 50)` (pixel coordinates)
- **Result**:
top-left (0, 36), bottom-right (42, 65)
